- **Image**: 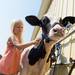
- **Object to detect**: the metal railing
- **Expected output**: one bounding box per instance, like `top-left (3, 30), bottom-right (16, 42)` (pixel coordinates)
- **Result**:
top-left (58, 30), bottom-right (75, 43)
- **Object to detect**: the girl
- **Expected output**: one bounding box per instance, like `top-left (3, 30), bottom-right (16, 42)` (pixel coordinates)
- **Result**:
top-left (0, 20), bottom-right (40, 75)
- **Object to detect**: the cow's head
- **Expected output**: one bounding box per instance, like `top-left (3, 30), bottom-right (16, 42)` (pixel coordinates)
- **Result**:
top-left (25, 15), bottom-right (75, 65)
top-left (25, 15), bottom-right (75, 42)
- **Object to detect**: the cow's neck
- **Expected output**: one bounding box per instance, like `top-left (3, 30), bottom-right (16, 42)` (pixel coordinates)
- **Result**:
top-left (39, 41), bottom-right (55, 75)
top-left (44, 41), bottom-right (55, 54)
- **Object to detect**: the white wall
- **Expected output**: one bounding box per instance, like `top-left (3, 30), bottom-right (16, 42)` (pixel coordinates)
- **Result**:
top-left (46, 0), bottom-right (75, 75)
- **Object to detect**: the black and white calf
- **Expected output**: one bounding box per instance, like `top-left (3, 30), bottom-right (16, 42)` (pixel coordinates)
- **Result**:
top-left (20, 15), bottom-right (75, 75)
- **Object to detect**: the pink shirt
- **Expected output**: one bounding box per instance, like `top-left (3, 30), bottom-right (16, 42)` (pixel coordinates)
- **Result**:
top-left (0, 38), bottom-right (21, 75)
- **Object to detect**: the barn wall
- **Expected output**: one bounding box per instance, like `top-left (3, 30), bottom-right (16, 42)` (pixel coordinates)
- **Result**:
top-left (45, 0), bottom-right (75, 75)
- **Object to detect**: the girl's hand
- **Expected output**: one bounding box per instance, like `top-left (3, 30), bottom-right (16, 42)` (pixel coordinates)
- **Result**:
top-left (32, 38), bottom-right (41, 45)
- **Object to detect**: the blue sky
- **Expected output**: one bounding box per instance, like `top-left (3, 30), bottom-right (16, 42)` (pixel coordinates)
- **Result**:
top-left (0, 0), bottom-right (42, 55)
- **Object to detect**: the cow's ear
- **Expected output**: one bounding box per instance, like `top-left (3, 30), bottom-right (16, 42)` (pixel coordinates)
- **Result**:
top-left (62, 16), bottom-right (75, 27)
top-left (25, 15), bottom-right (41, 26)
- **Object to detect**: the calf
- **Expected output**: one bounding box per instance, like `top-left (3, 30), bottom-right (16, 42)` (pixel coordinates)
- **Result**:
top-left (20, 15), bottom-right (75, 75)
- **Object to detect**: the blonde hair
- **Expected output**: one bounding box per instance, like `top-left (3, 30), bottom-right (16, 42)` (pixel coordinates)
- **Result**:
top-left (11, 19), bottom-right (24, 34)
top-left (10, 19), bottom-right (24, 43)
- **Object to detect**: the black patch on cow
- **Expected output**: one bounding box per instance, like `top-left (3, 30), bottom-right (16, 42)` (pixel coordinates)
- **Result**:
top-left (28, 41), bottom-right (46, 65)
top-left (61, 16), bottom-right (75, 27)
top-left (41, 16), bottom-right (51, 34)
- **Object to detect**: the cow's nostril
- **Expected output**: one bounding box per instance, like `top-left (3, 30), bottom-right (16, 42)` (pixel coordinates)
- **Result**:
top-left (53, 29), bottom-right (57, 32)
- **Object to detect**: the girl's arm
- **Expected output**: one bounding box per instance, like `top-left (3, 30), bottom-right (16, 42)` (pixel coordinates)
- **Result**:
top-left (7, 37), bottom-right (41, 51)
top-left (14, 38), bottom-right (41, 51)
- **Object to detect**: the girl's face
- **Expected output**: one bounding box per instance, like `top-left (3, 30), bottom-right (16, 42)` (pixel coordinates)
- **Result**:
top-left (13, 21), bottom-right (23, 35)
